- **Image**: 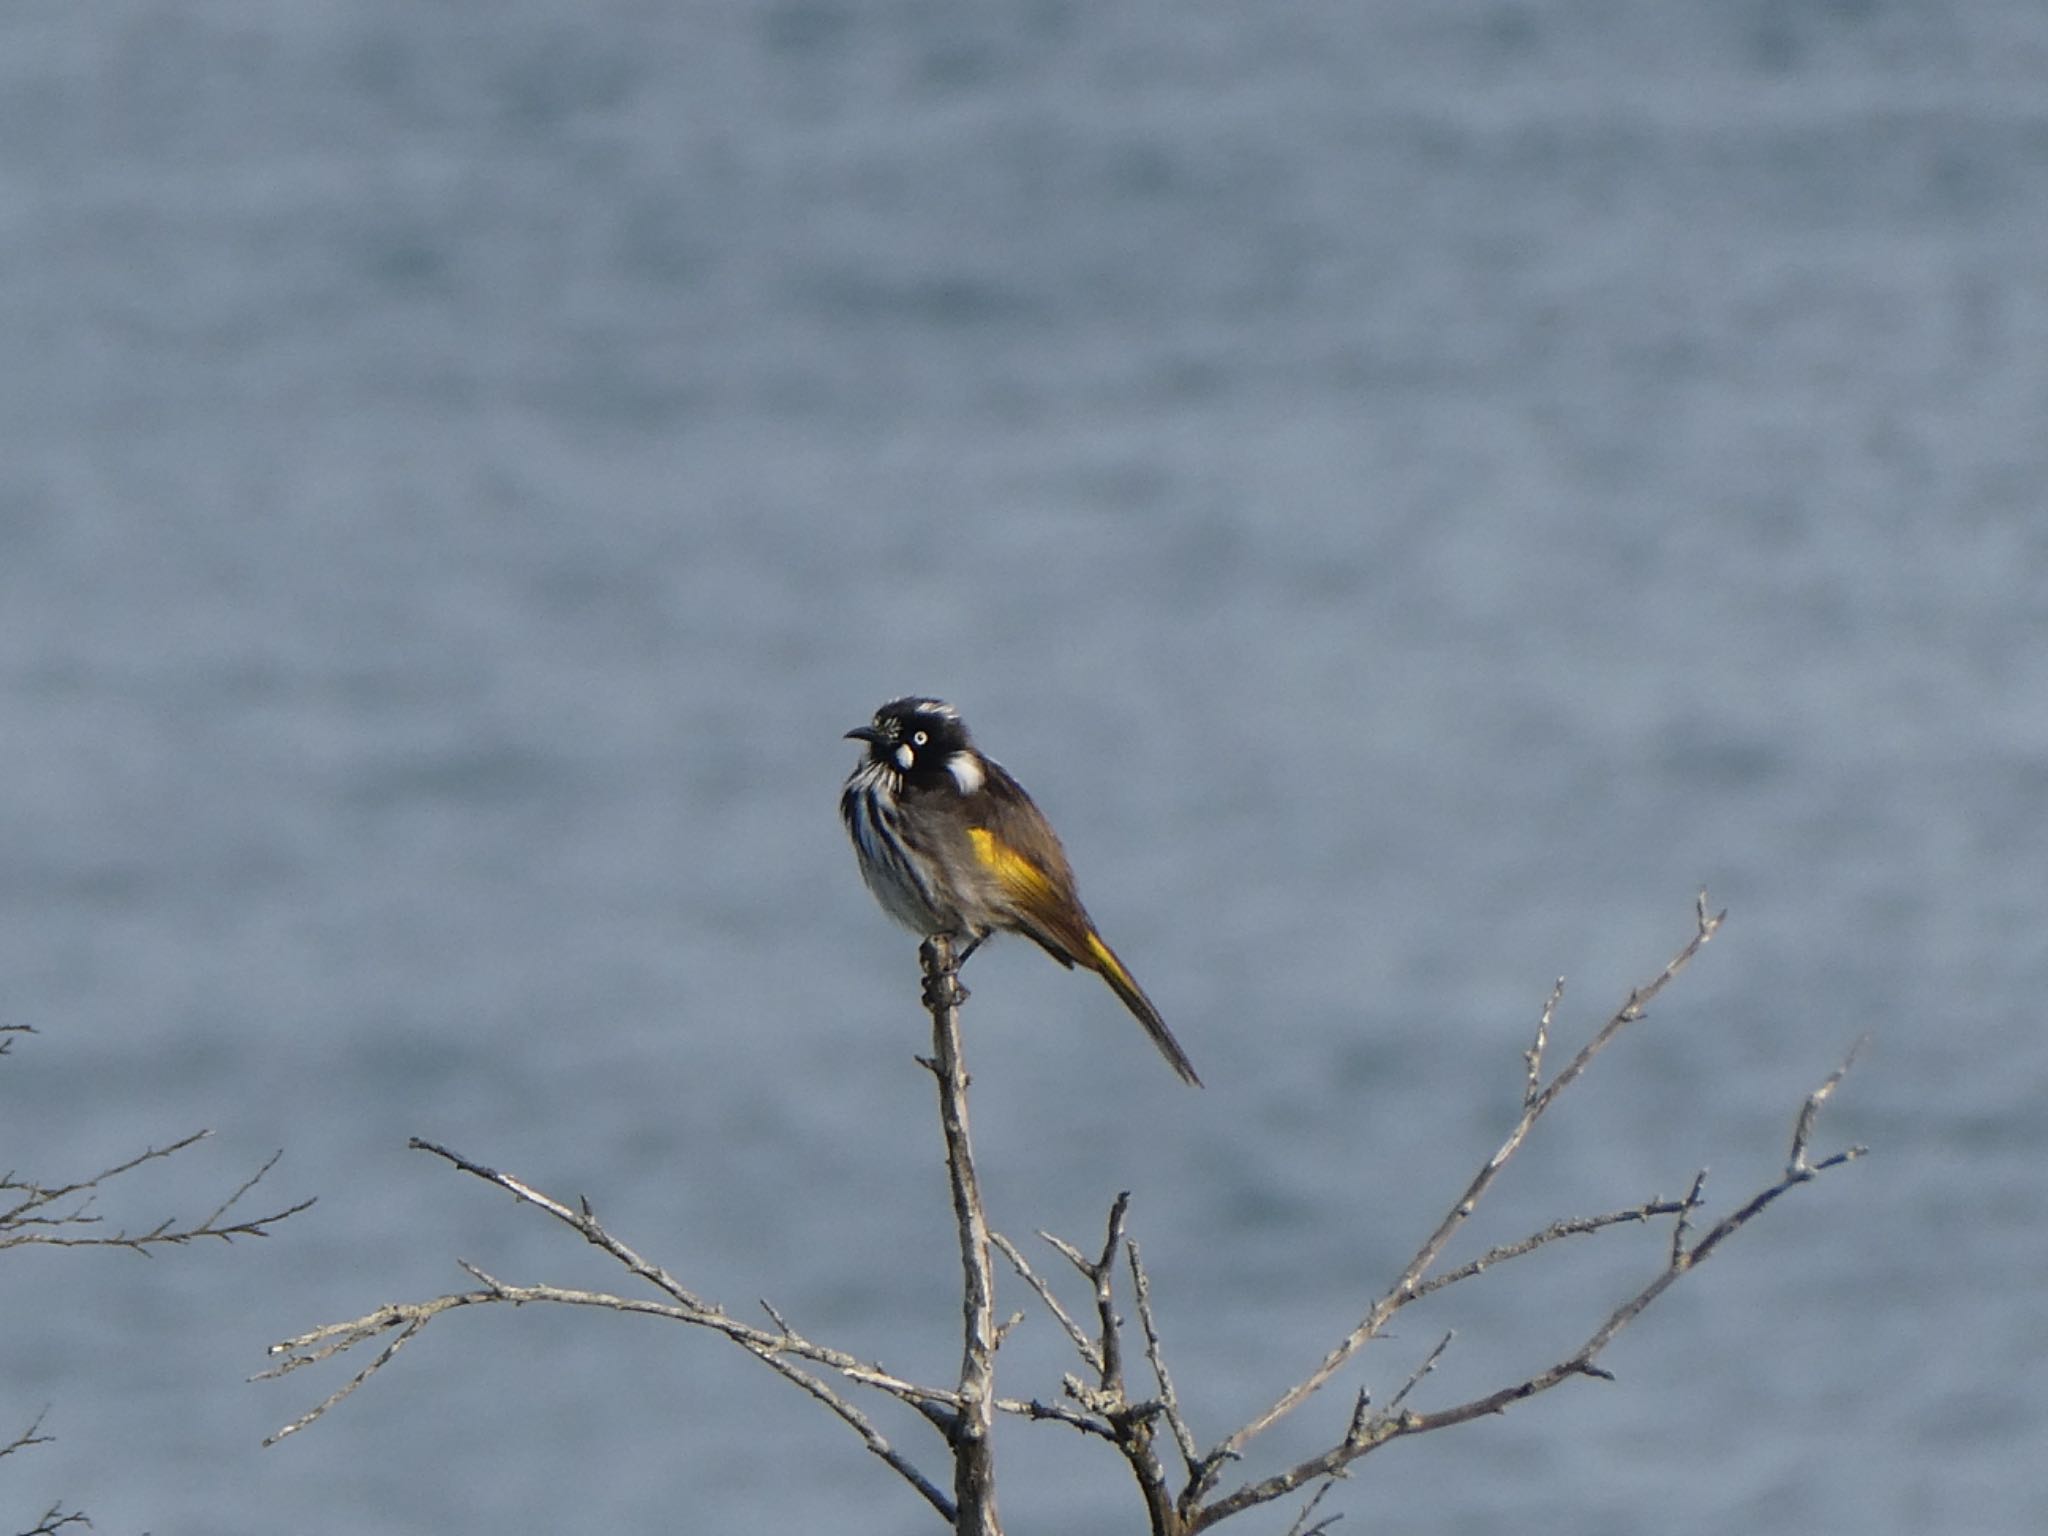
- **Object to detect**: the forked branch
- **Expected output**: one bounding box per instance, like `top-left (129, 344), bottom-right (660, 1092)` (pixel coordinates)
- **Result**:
top-left (1195, 892), bottom-right (1725, 1496)
top-left (1179, 899), bottom-right (1864, 1529)
top-left (0, 1135), bottom-right (310, 1254)
top-left (255, 1135), bottom-right (960, 1520)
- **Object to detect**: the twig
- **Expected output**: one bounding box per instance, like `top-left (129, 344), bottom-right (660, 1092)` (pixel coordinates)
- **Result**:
top-left (1789, 1036), bottom-right (1867, 1177)
top-left (0, 1410), bottom-right (55, 1461)
top-left (262, 1313), bottom-right (434, 1446)
top-left (743, 1338), bottom-right (956, 1521)
top-left (1281, 1479), bottom-right (1342, 1536)
top-left (0, 1134), bottom-right (311, 1253)
top-left (1086, 1194), bottom-right (1132, 1395)
top-left (992, 1394), bottom-right (1115, 1439)
top-left (1670, 1171), bottom-right (1708, 1271)
top-left (1524, 979), bottom-right (1563, 1110)
top-left (17, 1504), bottom-right (91, 1536)
top-left (1128, 1240), bottom-right (1199, 1470)
top-left (993, 1231), bottom-right (1097, 1369)
top-left (1408, 1199), bottom-right (1690, 1301)
top-left (1038, 1195), bottom-right (1181, 1535)
top-left (262, 1266), bottom-right (954, 1408)
top-left (1386, 1332), bottom-right (1452, 1414)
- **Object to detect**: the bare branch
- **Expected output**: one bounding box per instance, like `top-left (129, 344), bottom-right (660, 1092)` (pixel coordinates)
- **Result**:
top-left (0, 1035), bottom-right (311, 1535)
top-left (261, 938), bottom-right (1017, 1531)
top-left (250, 893), bottom-right (1865, 1536)
top-left (0, 1134), bottom-right (311, 1255)
top-left (4, 1128), bottom-right (212, 1213)
top-left (1386, 1332), bottom-right (1452, 1414)
top-left (1281, 1479), bottom-right (1342, 1536)
top-left (260, 1270), bottom-right (957, 1419)
top-left (0, 1409), bottom-right (88, 1536)
top-left (404, 1138), bottom-right (718, 1314)
top-left (1031, 1194), bottom-right (1184, 1535)
top-left (920, 934), bottom-right (1002, 1536)
top-left (1524, 979), bottom-right (1563, 1110)
top-left (1670, 1171), bottom-right (1708, 1272)
top-left (993, 1231), bottom-right (1097, 1370)
top-left (1199, 895), bottom-right (1724, 1493)
top-left (1038, 1228), bottom-right (1093, 1278)
top-left (1789, 1036), bottom-right (1867, 1177)
top-left (261, 1311), bottom-right (435, 1446)
top-left (743, 1341), bottom-right (956, 1522)
top-left (1408, 1198), bottom-right (1690, 1301)
top-left (16, 1504), bottom-right (91, 1536)
top-left (257, 1150), bottom-right (962, 1523)
top-left (0, 1412), bottom-right (54, 1462)
top-left (1128, 1241), bottom-right (1198, 1471)
top-left (1191, 1039), bottom-right (1864, 1530)
top-left (992, 1394), bottom-right (1115, 1440)
top-left (1087, 1194), bottom-right (1132, 1396)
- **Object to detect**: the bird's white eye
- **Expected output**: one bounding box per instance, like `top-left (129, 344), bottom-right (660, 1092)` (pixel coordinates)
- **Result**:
top-left (913, 731), bottom-right (928, 746)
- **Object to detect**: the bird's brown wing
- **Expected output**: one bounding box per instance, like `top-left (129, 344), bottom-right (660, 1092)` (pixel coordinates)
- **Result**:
top-left (963, 760), bottom-right (1095, 965)
top-left (964, 763), bottom-right (1203, 1086)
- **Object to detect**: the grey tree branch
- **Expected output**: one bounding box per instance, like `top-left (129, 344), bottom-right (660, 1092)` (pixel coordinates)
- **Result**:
top-left (0, 1415), bottom-right (54, 1465)
top-left (1128, 1241), bottom-right (1199, 1471)
top-left (998, 1201), bottom-right (1195, 1534)
top-left (255, 1140), bottom-right (962, 1522)
top-left (1188, 1033), bottom-right (1866, 1530)
top-left (1385, 1332), bottom-right (1453, 1414)
top-left (1194, 892), bottom-right (1726, 1502)
top-left (1063, 1196), bottom-right (1181, 1535)
top-left (1408, 1198), bottom-right (1691, 1301)
top-left (14, 1504), bottom-right (89, 1536)
top-left (993, 1231), bottom-right (1097, 1368)
top-left (0, 1134), bottom-right (310, 1254)
top-left (1280, 1478), bottom-right (1341, 1536)
top-left (3, 1027), bottom-right (311, 1535)
top-left (734, 1329), bottom-right (957, 1520)
top-left (917, 935), bottom-right (1002, 1536)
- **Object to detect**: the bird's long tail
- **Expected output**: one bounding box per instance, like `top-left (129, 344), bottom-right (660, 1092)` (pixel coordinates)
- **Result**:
top-left (1082, 932), bottom-right (1203, 1088)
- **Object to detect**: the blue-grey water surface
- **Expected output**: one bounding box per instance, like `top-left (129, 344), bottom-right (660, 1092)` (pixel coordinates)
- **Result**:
top-left (2, 4), bottom-right (2044, 1533)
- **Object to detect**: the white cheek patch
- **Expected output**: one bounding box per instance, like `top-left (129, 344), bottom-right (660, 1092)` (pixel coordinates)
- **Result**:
top-left (946, 752), bottom-right (985, 795)
top-left (895, 743), bottom-right (917, 770)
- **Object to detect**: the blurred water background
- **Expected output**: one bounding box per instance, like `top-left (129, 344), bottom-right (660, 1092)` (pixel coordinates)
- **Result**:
top-left (1, 3), bottom-right (2043, 1533)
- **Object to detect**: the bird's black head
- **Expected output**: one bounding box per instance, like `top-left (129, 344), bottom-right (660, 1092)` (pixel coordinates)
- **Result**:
top-left (846, 697), bottom-right (975, 782)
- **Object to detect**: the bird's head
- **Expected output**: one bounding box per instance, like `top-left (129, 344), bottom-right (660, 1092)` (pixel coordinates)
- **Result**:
top-left (846, 697), bottom-right (981, 789)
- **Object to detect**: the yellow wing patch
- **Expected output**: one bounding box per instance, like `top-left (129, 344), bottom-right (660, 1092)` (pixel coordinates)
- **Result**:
top-left (966, 827), bottom-right (1057, 906)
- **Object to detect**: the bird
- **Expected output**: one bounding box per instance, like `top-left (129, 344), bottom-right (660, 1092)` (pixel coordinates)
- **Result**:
top-left (840, 697), bottom-right (1201, 1086)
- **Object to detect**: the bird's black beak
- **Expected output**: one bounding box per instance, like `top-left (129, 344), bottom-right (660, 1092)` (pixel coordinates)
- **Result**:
top-left (845, 725), bottom-right (885, 745)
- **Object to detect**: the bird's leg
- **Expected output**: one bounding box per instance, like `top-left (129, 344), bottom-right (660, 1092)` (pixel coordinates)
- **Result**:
top-left (953, 934), bottom-right (984, 968)
top-left (920, 933), bottom-right (971, 1010)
